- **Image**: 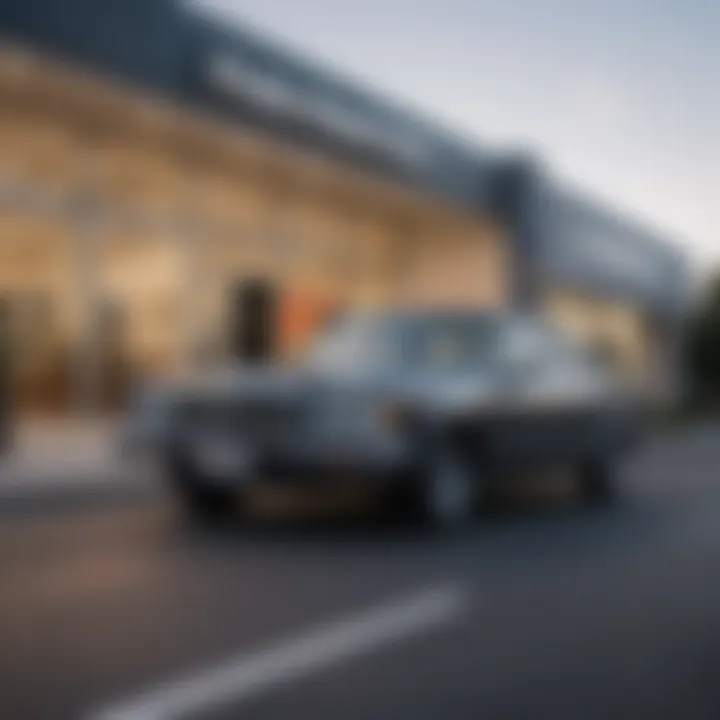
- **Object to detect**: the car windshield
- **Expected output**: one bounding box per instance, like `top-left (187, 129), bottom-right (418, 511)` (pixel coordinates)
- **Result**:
top-left (399, 314), bottom-right (499, 372)
top-left (306, 312), bottom-right (499, 373)
top-left (306, 315), bottom-right (389, 372)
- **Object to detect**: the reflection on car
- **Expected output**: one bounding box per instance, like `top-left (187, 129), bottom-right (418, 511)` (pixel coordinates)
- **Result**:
top-left (123, 309), bottom-right (644, 529)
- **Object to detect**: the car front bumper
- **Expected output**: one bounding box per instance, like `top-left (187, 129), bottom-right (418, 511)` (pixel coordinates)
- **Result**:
top-left (124, 423), bottom-right (411, 488)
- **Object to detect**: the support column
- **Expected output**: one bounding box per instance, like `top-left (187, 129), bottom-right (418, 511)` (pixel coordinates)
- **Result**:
top-left (178, 209), bottom-right (202, 373)
top-left (176, 161), bottom-right (211, 373)
top-left (71, 188), bottom-right (104, 414)
top-left (69, 132), bottom-right (107, 414)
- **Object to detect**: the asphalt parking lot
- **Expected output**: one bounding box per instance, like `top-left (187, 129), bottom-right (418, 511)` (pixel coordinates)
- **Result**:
top-left (1, 425), bottom-right (719, 720)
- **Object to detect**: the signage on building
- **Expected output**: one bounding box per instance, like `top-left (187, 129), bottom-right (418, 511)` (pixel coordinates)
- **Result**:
top-left (204, 52), bottom-right (432, 170)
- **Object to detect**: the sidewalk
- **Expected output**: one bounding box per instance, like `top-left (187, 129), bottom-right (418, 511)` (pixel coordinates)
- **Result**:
top-left (0, 417), bottom-right (149, 512)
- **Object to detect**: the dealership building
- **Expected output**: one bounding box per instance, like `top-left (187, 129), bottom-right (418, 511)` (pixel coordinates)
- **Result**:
top-left (0, 0), bottom-right (687, 413)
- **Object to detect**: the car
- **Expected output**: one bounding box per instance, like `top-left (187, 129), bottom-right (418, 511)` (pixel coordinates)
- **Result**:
top-left (123, 309), bottom-right (645, 529)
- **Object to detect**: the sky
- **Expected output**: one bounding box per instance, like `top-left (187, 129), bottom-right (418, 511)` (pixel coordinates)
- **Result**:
top-left (194, 0), bottom-right (718, 270)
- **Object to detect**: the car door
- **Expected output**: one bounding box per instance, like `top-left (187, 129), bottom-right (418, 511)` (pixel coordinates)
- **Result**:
top-left (526, 340), bottom-right (613, 463)
top-left (481, 318), bottom-right (552, 465)
top-left (487, 318), bottom-right (607, 467)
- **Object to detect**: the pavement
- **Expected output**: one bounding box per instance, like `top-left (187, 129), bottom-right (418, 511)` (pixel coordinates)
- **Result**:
top-left (1, 423), bottom-right (720, 719)
top-left (0, 417), bottom-right (150, 514)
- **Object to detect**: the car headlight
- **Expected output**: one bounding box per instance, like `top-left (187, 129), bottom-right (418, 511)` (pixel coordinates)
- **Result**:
top-left (130, 387), bottom-right (172, 433)
top-left (376, 403), bottom-right (413, 432)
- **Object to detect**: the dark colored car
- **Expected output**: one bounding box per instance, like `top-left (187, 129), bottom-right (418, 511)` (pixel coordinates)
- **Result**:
top-left (123, 309), bottom-right (644, 528)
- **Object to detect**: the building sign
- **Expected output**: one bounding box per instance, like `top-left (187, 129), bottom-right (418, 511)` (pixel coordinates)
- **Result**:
top-left (204, 51), bottom-right (432, 169)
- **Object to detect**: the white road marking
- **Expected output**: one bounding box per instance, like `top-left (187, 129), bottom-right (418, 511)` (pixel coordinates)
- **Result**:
top-left (92, 584), bottom-right (468, 720)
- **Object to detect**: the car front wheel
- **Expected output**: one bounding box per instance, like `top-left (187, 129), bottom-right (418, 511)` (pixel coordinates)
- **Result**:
top-left (417, 449), bottom-right (477, 530)
top-left (166, 455), bottom-right (239, 522)
top-left (577, 458), bottom-right (617, 505)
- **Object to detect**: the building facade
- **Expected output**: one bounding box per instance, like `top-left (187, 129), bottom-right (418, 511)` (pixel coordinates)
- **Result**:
top-left (490, 159), bottom-right (687, 390)
top-left (0, 0), bottom-right (686, 413)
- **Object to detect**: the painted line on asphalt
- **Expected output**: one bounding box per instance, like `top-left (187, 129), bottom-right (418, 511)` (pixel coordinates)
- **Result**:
top-left (92, 583), bottom-right (469, 720)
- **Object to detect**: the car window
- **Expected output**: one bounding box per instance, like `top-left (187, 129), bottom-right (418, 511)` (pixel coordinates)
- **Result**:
top-left (497, 319), bottom-right (557, 368)
top-left (307, 312), bottom-right (499, 374)
top-left (497, 319), bottom-right (611, 398)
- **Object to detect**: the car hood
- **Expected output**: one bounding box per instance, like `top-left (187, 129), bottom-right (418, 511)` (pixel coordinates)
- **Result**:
top-left (153, 364), bottom-right (314, 402)
top-left (144, 363), bottom-right (496, 416)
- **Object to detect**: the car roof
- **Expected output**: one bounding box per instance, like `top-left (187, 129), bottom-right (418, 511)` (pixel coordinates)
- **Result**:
top-left (371, 307), bottom-right (512, 327)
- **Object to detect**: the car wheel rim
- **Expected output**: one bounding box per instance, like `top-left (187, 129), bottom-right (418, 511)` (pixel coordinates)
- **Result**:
top-left (429, 455), bottom-right (473, 526)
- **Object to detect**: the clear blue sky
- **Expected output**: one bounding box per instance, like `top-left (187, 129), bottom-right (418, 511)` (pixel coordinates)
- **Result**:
top-left (194, 0), bottom-right (719, 268)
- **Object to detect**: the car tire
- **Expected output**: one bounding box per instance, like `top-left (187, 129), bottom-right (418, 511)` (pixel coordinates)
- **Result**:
top-left (578, 458), bottom-right (617, 505)
top-left (167, 455), bottom-right (239, 522)
top-left (416, 448), bottom-right (477, 530)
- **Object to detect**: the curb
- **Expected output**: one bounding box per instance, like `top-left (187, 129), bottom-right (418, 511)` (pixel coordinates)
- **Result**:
top-left (0, 471), bottom-right (157, 520)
